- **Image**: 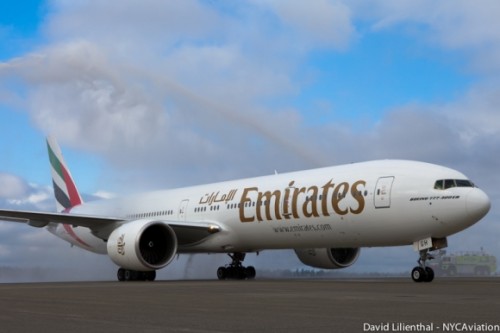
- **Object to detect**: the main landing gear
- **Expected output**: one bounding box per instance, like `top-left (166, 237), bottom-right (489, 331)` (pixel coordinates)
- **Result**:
top-left (217, 253), bottom-right (256, 280)
top-left (117, 268), bottom-right (156, 282)
top-left (411, 249), bottom-right (435, 283)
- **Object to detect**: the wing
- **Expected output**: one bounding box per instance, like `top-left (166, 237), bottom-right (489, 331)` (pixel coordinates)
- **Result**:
top-left (0, 208), bottom-right (121, 228)
top-left (0, 209), bottom-right (221, 246)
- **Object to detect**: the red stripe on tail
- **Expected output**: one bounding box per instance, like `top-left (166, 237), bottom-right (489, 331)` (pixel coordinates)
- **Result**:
top-left (61, 164), bottom-right (82, 207)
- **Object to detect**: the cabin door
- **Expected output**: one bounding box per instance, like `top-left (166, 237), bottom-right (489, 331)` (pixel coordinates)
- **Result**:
top-left (374, 177), bottom-right (394, 208)
top-left (178, 199), bottom-right (189, 221)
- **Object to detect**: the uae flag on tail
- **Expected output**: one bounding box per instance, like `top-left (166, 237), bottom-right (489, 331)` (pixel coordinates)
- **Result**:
top-left (46, 136), bottom-right (83, 212)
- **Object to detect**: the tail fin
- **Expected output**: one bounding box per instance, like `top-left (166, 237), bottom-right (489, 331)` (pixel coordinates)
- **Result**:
top-left (46, 136), bottom-right (83, 212)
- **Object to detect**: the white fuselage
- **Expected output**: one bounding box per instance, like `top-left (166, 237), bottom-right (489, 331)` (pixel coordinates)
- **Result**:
top-left (48, 160), bottom-right (491, 255)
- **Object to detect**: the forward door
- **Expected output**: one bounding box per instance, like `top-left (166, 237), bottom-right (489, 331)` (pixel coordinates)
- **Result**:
top-left (374, 176), bottom-right (394, 208)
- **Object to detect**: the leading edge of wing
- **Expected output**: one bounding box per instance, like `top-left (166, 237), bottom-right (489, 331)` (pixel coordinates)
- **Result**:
top-left (0, 208), bottom-right (122, 228)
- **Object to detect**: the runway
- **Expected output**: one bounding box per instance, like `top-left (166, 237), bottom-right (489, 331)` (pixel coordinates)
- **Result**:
top-left (0, 278), bottom-right (499, 333)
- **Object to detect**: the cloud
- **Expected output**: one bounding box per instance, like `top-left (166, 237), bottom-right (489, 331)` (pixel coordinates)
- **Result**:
top-left (1, 1), bottom-right (498, 183)
top-left (1, 0), bottom-right (349, 188)
top-left (0, 173), bottom-right (28, 199)
top-left (2, 41), bottom-right (168, 154)
top-left (445, 83), bottom-right (500, 141)
top-left (44, 0), bottom-right (224, 49)
top-left (0, 173), bottom-right (53, 212)
top-left (252, 0), bottom-right (356, 50)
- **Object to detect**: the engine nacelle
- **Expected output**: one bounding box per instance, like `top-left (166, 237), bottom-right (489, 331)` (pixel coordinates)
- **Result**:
top-left (294, 248), bottom-right (360, 269)
top-left (107, 219), bottom-right (178, 271)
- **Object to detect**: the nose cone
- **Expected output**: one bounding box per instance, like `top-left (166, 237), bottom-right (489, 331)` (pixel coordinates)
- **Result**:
top-left (466, 189), bottom-right (491, 222)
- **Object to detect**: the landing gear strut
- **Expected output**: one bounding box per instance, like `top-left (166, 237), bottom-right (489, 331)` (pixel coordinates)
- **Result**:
top-left (217, 253), bottom-right (256, 280)
top-left (411, 249), bottom-right (434, 283)
top-left (117, 268), bottom-right (156, 282)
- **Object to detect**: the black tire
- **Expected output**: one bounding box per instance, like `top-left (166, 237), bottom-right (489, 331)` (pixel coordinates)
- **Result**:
top-left (125, 270), bottom-right (138, 281)
top-left (117, 268), bottom-right (126, 282)
top-left (217, 266), bottom-right (227, 280)
top-left (236, 267), bottom-right (246, 280)
top-left (245, 266), bottom-right (256, 279)
top-left (146, 271), bottom-right (156, 281)
top-left (411, 267), bottom-right (426, 282)
top-left (424, 267), bottom-right (434, 282)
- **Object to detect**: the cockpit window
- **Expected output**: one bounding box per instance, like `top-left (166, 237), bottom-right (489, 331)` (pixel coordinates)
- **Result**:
top-left (434, 180), bottom-right (444, 190)
top-left (434, 179), bottom-right (475, 190)
top-left (455, 179), bottom-right (474, 187)
top-left (444, 179), bottom-right (456, 189)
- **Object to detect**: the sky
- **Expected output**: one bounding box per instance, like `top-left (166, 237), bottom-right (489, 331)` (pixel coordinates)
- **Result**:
top-left (0, 0), bottom-right (500, 282)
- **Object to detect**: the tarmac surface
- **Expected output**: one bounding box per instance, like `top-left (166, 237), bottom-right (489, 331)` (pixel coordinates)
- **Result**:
top-left (0, 278), bottom-right (499, 333)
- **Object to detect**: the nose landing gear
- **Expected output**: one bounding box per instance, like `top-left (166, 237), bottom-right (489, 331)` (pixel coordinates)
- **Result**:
top-left (411, 237), bottom-right (448, 283)
top-left (411, 249), bottom-right (434, 283)
top-left (217, 253), bottom-right (256, 280)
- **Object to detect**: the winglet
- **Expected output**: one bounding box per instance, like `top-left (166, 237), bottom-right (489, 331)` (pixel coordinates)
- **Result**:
top-left (46, 136), bottom-right (83, 212)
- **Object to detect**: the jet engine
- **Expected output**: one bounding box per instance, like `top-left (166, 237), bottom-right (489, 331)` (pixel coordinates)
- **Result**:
top-left (107, 219), bottom-right (178, 271)
top-left (294, 248), bottom-right (360, 269)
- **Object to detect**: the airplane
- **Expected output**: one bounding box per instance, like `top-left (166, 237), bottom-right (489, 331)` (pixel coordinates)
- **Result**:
top-left (0, 137), bottom-right (491, 282)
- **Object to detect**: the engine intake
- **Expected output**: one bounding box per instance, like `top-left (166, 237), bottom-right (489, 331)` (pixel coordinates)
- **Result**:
top-left (107, 219), bottom-right (178, 271)
top-left (294, 247), bottom-right (360, 269)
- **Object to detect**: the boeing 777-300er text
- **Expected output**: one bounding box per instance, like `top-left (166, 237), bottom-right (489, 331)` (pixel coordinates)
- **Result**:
top-left (0, 137), bottom-right (491, 282)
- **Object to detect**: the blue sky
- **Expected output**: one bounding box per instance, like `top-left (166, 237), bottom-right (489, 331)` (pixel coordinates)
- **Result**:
top-left (0, 1), bottom-right (500, 281)
top-left (296, 35), bottom-right (474, 126)
top-left (0, 1), bottom-right (46, 60)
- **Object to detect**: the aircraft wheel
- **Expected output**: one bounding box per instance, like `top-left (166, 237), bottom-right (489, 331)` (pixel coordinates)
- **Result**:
top-left (245, 266), bottom-right (256, 279)
top-left (411, 267), bottom-right (427, 283)
top-left (217, 266), bottom-right (227, 280)
top-left (146, 271), bottom-right (156, 281)
top-left (424, 267), bottom-right (434, 282)
top-left (117, 268), bottom-right (126, 282)
top-left (125, 269), bottom-right (140, 281)
top-left (236, 267), bottom-right (246, 280)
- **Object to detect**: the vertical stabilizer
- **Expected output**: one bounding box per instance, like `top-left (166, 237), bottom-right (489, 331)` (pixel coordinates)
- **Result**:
top-left (46, 136), bottom-right (83, 212)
